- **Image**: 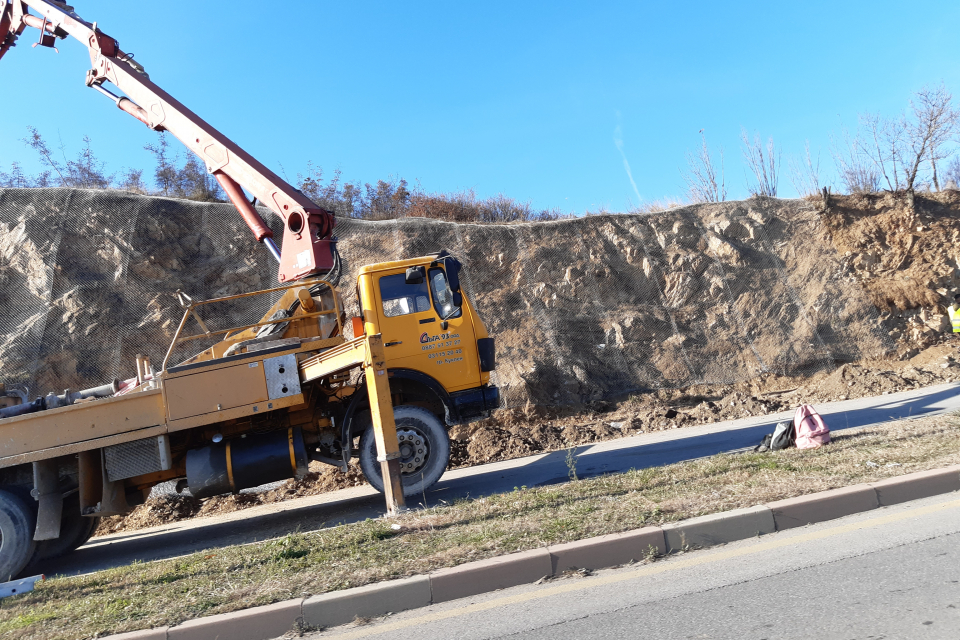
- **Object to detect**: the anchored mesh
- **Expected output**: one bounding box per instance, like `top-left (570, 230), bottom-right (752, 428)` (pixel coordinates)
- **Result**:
top-left (0, 188), bottom-right (892, 407)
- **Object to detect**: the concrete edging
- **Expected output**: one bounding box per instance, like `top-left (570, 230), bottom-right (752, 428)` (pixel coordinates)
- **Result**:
top-left (98, 465), bottom-right (960, 640)
top-left (662, 505), bottom-right (776, 551)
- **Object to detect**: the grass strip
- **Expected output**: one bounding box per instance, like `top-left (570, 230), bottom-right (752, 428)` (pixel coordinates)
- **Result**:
top-left (2, 413), bottom-right (959, 640)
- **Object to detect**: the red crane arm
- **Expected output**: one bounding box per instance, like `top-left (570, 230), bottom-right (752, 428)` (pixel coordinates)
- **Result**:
top-left (0, 0), bottom-right (336, 283)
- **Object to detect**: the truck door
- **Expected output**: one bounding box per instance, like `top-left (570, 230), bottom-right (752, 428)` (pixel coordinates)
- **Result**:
top-left (375, 267), bottom-right (480, 392)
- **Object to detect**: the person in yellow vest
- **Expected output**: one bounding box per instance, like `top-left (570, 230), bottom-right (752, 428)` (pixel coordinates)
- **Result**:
top-left (949, 294), bottom-right (960, 335)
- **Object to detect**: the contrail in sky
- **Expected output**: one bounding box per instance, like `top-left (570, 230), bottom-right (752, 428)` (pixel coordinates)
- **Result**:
top-left (613, 121), bottom-right (643, 205)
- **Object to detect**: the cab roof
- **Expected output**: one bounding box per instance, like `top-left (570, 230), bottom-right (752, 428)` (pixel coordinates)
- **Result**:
top-left (356, 251), bottom-right (454, 276)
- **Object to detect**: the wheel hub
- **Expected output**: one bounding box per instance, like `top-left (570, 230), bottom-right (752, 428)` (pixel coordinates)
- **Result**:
top-left (396, 428), bottom-right (429, 474)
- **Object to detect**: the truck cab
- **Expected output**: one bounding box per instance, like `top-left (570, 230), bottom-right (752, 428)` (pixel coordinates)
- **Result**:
top-left (357, 251), bottom-right (499, 424)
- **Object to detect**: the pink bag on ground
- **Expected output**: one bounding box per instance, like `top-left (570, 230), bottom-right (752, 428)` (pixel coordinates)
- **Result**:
top-left (794, 404), bottom-right (830, 449)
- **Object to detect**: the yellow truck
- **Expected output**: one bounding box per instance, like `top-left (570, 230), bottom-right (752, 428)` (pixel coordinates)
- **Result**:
top-left (0, 1), bottom-right (499, 579)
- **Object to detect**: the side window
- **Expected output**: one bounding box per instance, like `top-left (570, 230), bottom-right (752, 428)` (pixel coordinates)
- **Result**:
top-left (379, 274), bottom-right (431, 318)
top-left (429, 268), bottom-right (462, 319)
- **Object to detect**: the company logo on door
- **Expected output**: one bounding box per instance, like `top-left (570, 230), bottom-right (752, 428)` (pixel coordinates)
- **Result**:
top-left (420, 331), bottom-right (457, 344)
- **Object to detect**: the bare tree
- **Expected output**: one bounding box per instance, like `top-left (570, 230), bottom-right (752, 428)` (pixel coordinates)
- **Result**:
top-left (909, 84), bottom-right (959, 191)
top-left (144, 133), bottom-right (180, 196)
top-left (64, 135), bottom-right (112, 188)
top-left (681, 131), bottom-right (726, 203)
top-left (22, 128), bottom-right (114, 188)
top-left (0, 162), bottom-right (33, 188)
top-left (789, 141), bottom-right (822, 197)
top-left (741, 129), bottom-right (780, 197)
top-left (858, 84), bottom-right (958, 192)
top-left (23, 126), bottom-right (67, 185)
top-left (860, 112), bottom-right (907, 191)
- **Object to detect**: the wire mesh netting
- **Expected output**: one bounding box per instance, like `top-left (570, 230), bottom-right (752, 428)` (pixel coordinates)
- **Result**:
top-left (0, 188), bottom-right (893, 406)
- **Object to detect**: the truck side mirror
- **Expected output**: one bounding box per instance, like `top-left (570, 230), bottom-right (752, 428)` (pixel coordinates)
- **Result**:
top-left (452, 291), bottom-right (463, 307)
top-left (405, 266), bottom-right (425, 285)
top-left (446, 258), bottom-right (462, 293)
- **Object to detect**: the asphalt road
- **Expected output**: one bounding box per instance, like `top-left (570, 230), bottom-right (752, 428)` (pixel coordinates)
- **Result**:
top-left (33, 382), bottom-right (960, 577)
top-left (305, 493), bottom-right (960, 640)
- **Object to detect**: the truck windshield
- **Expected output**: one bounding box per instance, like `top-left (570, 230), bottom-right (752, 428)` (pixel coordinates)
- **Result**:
top-left (429, 268), bottom-right (462, 319)
top-left (379, 274), bottom-right (432, 317)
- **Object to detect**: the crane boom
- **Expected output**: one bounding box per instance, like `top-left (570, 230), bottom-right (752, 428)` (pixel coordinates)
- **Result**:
top-left (0, 0), bottom-right (336, 282)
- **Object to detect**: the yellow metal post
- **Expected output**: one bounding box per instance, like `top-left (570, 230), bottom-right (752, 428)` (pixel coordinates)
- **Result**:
top-left (363, 334), bottom-right (406, 514)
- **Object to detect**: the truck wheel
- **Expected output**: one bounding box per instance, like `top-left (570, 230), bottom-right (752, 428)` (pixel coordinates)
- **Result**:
top-left (358, 406), bottom-right (450, 498)
top-left (34, 494), bottom-right (100, 561)
top-left (0, 489), bottom-right (37, 580)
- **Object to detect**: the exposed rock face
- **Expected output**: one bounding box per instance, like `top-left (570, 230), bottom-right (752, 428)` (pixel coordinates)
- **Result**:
top-left (0, 188), bottom-right (909, 407)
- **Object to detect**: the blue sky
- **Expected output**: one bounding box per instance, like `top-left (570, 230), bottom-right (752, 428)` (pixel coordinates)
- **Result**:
top-left (2, 0), bottom-right (959, 213)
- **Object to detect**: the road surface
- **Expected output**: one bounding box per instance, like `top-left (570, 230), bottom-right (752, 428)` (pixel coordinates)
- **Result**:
top-left (33, 382), bottom-right (960, 577)
top-left (305, 492), bottom-right (960, 639)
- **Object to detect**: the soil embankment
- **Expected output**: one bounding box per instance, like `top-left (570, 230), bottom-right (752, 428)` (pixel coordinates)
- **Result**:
top-left (2, 187), bottom-right (960, 534)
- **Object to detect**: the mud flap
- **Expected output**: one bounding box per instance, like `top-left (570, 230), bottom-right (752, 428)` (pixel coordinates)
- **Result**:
top-left (32, 459), bottom-right (62, 541)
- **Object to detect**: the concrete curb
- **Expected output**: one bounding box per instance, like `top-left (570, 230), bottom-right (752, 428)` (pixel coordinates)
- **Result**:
top-left (662, 505), bottom-right (776, 551)
top-left (548, 526), bottom-right (665, 573)
top-left (768, 484), bottom-right (879, 530)
top-left (869, 465), bottom-right (960, 506)
top-left (96, 465), bottom-right (960, 640)
top-left (302, 575), bottom-right (431, 629)
top-left (430, 547), bottom-right (553, 604)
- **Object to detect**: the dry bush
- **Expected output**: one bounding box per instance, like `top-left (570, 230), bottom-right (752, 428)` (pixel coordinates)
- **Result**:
top-left (789, 141), bottom-right (822, 197)
top-left (681, 131), bottom-right (726, 203)
top-left (631, 199), bottom-right (686, 214)
top-left (741, 129), bottom-right (780, 197)
top-left (408, 190), bottom-right (567, 223)
top-left (831, 128), bottom-right (881, 194)
top-left (945, 156), bottom-right (960, 190)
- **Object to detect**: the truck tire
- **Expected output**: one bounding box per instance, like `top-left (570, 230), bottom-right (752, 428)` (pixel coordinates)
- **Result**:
top-left (358, 406), bottom-right (450, 499)
top-left (0, 489), bottom-right (37, 581)
top-left (33, 494), bottom-right (100, 561)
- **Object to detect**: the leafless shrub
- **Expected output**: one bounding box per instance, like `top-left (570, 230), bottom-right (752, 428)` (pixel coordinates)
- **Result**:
top-left (831, 128), bottom-right (881, 194)
top-left (631, 199), bottom-right (685, 214)
top-left (65, 135), bottom-right (113, 188)
top-left (144, 133), bottom-right (223, 200)
top-left (297, 163), bottom-right (361, 218)
top-left (21, 128), bottom-right (114, 188)
top-left (789, 141), bottom-right (822, 197)
top-left (944, 156), bottom-right (960, 190)
top-left (408, 189), bottom-right (566, 223)
top-left (6, 127), bottom-right (572, 221)
top-left (178, 156), bottom-right (222, 201)
top-left (117, 168), bottom-right (149, 194)
top-left (0, 161), bottom-right (37, 188)
top-left (740, 129), bottom-right (780, 197)
top-left (681, 131), bottom-right (726, 203)
top-left (362, 178), bottom-right (411, 220)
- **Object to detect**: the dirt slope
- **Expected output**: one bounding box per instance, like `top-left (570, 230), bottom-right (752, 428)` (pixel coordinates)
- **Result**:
top-left (2, 187), bottom-right (960, 534)
top-left (0, 189), bottom-right (899, 404)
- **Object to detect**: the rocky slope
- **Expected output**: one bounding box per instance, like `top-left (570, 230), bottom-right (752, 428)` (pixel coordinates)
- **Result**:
top-left (4, 188), bottom-right (943, 408)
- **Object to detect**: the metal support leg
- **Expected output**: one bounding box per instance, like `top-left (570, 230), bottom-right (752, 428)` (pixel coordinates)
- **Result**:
top-left (364, 334), bottom-right (406, 515)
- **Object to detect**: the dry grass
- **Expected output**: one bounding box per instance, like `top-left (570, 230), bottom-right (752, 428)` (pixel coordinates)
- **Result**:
top-left (2, 413), bottom-right (959, 639)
